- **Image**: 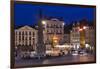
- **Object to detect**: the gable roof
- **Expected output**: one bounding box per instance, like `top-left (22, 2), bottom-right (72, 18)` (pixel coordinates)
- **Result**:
top-left (16, 25), bottom-right (35, 31)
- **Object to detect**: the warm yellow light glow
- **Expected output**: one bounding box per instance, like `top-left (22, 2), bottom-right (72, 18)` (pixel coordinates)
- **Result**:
top-left (53, 36), bottom-right (58, 40)
top-left (83, 26), bottom-right (86, 29)
top-left (42, 20), bottom-right (46, 25)
top-left (55, 45), bottom-right (70, 48)
top-left (54, 40), bottom-right (57, 43)
top-left (79, 28), bottom-right (83, 31)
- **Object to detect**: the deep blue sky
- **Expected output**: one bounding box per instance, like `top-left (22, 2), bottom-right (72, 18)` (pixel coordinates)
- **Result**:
top-left (14, 2), bottom-right (95, 26)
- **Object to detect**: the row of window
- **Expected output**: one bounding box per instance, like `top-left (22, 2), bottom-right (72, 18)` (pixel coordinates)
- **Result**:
top-left (47, 32), bottom-right (62, 34)
top-left (46, 30), bottom-right (63, 34)
top-left (15, 41), bottom-right (35, 46)
top-left (15, 31), bottom-right (35, 35)
top-left (15, 35), bottom-right (35, 41)
top-left (47, 24), bottom-right (62, 28)
top-left (71, 38), bottom-right (80, 41)
top-left (71, 34), bottom-right (80, 37)
top-left (46, 25), bottom-right (63, 28)
top-left (71, 34), bottom-right (94, 38)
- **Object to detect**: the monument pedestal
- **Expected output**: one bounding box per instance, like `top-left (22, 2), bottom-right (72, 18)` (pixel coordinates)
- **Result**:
top-left (36, 43), bottom-right (46, 59)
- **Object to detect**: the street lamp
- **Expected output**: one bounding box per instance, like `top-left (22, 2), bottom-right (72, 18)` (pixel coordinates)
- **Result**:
top-left (83, 26), bottom-right (87, 30)
top-left (79, 28), bottom-right (83, 31)
top-left (63, 22), bottom-right (65, 26)
top-left (42, 20), bottom-right (46, 25)
top-left (79, 26), bottom-right (86, 31)
top-left (42, 20), bottom-right (46, 31)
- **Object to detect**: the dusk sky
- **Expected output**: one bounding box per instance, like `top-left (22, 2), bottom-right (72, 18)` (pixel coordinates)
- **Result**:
top-left (14, 2), bottom-right (96, 26)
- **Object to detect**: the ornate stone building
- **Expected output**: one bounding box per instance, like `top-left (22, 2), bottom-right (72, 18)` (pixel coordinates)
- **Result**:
top-left (15, 25), bottom-right (37, 51)
top-left (70, 22), bottom-right (95, 50)
top-left (42, 18), bottom-right (64, 49)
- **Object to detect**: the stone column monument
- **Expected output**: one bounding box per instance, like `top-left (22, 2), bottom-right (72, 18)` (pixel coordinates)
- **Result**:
top-left (35, 9), bottom-right (46, 59)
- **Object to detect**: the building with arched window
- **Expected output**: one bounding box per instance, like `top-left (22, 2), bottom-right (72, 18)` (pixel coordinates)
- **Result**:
top-left (42, 18), bottom-right (64, 46)
top-left (41, 18), bottom-right (65, 50)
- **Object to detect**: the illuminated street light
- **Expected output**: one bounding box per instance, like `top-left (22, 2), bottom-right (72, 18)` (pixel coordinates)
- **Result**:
top-left (42, 20), bottom-right (46, 25)
top-left (83, 26), bottom-right (86, 29)
top-left (79, 28), bottom-right (83, 31)
top-left (63, 22), bottom-right (65, 26)
top-left (54, 40), bottom-right (58, 43)
top-left (79, 26), bottom-right (87, 31)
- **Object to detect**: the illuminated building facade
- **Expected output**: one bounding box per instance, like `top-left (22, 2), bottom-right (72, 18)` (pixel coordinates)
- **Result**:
top-left (70, 23), bottom-right (80, 50)
top-left (70, 22), bottom-right (95, 50)
top-left (42, 18), bottom-right (64, 49)
top-left (15, 25), bottom-right (37, 51)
